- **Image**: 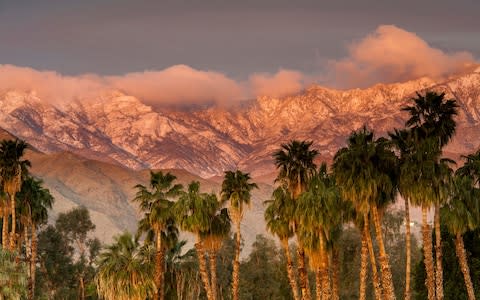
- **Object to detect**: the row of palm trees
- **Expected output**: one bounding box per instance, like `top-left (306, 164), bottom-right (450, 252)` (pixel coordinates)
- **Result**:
top-left (96, 170), bottom-right (257, 300)
top-left (0, 139), bottom-right (55, 300)
top-left (264, 91), bottom-right (479, 300)
top-left (94, 91), bottom-right (479, 300)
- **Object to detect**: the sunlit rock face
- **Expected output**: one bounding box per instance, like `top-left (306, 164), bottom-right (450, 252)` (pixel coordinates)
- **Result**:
top-left (1, 72), bottom-right (480, 178)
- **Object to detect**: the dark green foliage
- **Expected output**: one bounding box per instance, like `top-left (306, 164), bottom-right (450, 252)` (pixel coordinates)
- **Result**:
top-left (239, 235), bottom-right (291, 300)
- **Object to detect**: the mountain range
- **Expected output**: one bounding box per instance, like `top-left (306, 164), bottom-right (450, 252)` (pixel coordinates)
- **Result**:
top-left (1, 68), bottom-right (479, 249)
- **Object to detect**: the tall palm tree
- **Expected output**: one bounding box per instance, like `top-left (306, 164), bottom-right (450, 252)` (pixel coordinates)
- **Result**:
top-left (295, 163), bottom-right (343, 300)
top-left (333, 127), bottom-right (398, 300)
top-left (273, 140), bottom-right (318, 300)
top-left (0, 139), bottom-right (30, 250)
top-left (442, 175), bottom-right (479, 300)
top-left (265, 185), bottom-right (300, 300)
top-left (389, 128), bottom-right (416, 300)
top-left (401, 91), bottom-right (458, 300)
top-left (96, 232), bottom-right (155, 300)
top-left (16, 176), bottom-right (53, 300)
top-left (220, 170), bottom-right (258, 300)
top-left (173, 181), bottom-right (224, 300)
top-left (132, 171), bottom-right (183, 300)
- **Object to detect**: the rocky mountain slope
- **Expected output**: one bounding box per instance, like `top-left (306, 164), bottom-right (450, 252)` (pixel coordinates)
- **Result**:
top-left (1, 70), bottom-right (479, 179)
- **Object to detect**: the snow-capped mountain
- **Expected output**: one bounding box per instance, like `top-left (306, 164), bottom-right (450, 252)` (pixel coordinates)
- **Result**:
top-left (1, 70), bottom-right (480, 179)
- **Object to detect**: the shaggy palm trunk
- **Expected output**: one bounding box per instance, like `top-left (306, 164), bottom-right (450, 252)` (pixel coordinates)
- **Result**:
top-left (434, 204), bottom-right (443, 300)
top-left (30, 226), bottom-right (38, 300)
top-left (359, 231), bottom-right (368, 300)
top-left (331, 249), bottom-right (340, 300)
top-left (9, 193), bottom-right (16, 250)
top-left (404, 197), bottom-right (411, 300)
top-left (209, 250), bottom-right (218, 300)
top-left (232, 219), bottom-right (241, 300)
top-left (195, 241), bottom-right (214, 300)
top-left (282, 239), bottom-right (301, 300)
top-left (297, 246), bottom-right (312, 300)
top-left (154, 230), bottom-right (164, 300)
top-left (79, 276), bottom-right (85, 300)
top-left (455, 233), bottom-right (476, 300)
top-left (422, 207), bottom-right (436, 300)
top-left (364, 215), bottom-right (382, 300)
top-left (372, 206), bottom-right (396, 300)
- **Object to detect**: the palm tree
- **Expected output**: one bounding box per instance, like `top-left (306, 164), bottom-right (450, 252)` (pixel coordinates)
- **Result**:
top-left (173, 181), bottom-right (224, 300)
top-left (333, 127), bottom-right (398, 300)
top-left (265, 185), bottom-right (301, 300)
top-left (401, 91), bottom-right (458, 300)
top-left (132, 171), bottom-right (183, 300)
top-left (442, 175), bottom-right (479, 300)
top-left (220, 170), bottom-right (258, 300)
top-left (96, 232), bottom-right (155, 300)
top-left (295, 164), bottom-right (343, 300)
top-left (0, 139), bottom-right (30, 250)
top-left (16, 176), bottom-right (53, 300)
top-left (273, 140), bottom-right (318, 300)
top-left (457, 150), bottom-right (480, 222)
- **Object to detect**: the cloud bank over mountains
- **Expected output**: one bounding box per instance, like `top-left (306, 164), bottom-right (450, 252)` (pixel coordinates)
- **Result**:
top-left (0, 25), bottom-right (476, 107)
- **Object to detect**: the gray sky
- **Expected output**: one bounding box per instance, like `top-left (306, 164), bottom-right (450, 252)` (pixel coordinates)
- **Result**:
top-left (1, 0), bottom-right (479, 79)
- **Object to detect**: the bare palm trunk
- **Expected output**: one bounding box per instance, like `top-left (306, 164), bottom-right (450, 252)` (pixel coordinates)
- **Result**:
top-left (282, 239), bottom-right (301, 300)
top-left (2, 208), bottom-right (8, 248)
top-left (434, 204), bottom-right (443, 300)
top-left (315, 268), bottom-right (321, 300)
top-left (364, 215), bottom-right (383, 300)
top-left (359, 231), bottom-right (368, 300)
top-left (319, 233), bottom-right (331, 300)
top-left (232, 220), bottom-right (241, 300)
top-left (422, 206), bottom-right (436, 300)
top-left (372, 206), bottom-right (396, 300)
top-left (154, 230), bottom-right (164, 300)
top-left (331, 248), bottom-right (340, 300)
top-left (454, 233), bottom-right (476, 300)
top-left (30, 226), bottom-right (38, 300)
top-left (209, 250), bottom-right (218, 300)
top-left (79, 276), bottom-right (85, 300)
top-left (9, 193), bottom-right (16, 250)
top-left (195, 241), bottom-right (214, 300)
top-left (297, 246), bottom-right (312, 300)
top-left (404, 197), bottom-right (411, 300)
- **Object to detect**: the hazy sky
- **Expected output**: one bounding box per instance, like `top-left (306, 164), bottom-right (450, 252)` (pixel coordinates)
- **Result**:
top-left (1, 0), bottom-right (479, 78)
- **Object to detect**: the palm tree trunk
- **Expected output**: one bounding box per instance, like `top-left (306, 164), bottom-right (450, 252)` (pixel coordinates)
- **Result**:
top-left (79, 276), bottom-right (85, 300)
top-left (9, 193), bottom-right (16, 250)
top-left (455, 233), bottom-right (476, 300)
top-left (282, 238), bottom-right (301, 300)
top-left (319, 233), bottom-right (331, 300)
top-left (232, 220), bottom-right (241, 300)
top-left (422, 206), bottom-right (436, 300)
top-left (25, 224), bottom-right (33, 300)
top-left (209, 250), bottom-right (218, 300)
top-left (404, 197), bottom-right (412, 300)
top-left (434, 204), bottom-right (443, 300)
top-left (30, 226), bottom-right (38, 300)
top-left (359, 230), bottom-right (368, 300)
top-left (297, 246), bottom-right (312, 300)
top-left (331, 248), bottom-right (340, 300)
top-left (195, 241), bottom-right (214, 300)
top-left (2, 208), bottom-right (8, 248)
top-left (315, 268), bottom-right (321, 300)
top-left (364, 215), bottom-right (383, 300)
top-left (371, 206), bottom-right (396, 300)
top-left (154, 230), bottom-right (163, 300)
